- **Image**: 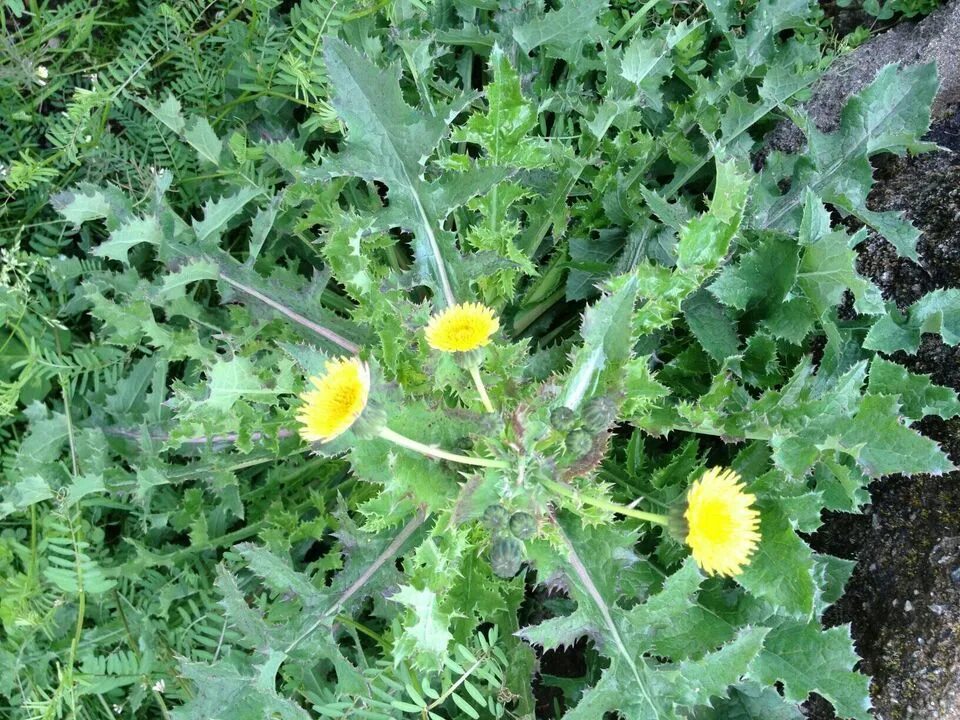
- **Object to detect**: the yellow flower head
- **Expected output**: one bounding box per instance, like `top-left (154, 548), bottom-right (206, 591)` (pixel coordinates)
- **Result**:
top-left (425, 302), bottom-right (499, 353)
top-left (296, 357), bottom-right (370, 443)
top-left (683, 467), bottom-right (761, 577)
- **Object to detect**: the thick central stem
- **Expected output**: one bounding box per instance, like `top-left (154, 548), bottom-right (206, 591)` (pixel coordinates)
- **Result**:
top-left (379, 427), bottom-right (508, 468)
top-left (542, 478), bottom-right (669, 526)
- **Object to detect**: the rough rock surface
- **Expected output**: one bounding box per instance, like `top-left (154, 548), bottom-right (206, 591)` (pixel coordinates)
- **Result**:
top-left (804, 106), bottom-right (960, 720)
top-left (769, 0), bottom-right (960, 153)
top-left (774, 5), bottom-right (960, 718)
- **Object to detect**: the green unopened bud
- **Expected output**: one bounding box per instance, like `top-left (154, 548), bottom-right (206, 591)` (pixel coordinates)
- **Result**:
top-left (582, 396), bottom-right (618, 431)
top-left (508, 512), bottom-right (537, 540)
top-left (482, 504), bottom-right (510, 530)
top-left (566, 429), bottom-right (594, 458)
top-left (489, 535), bottom-right (524, 578)
top-left (550, 406), bottom-right (578, 432)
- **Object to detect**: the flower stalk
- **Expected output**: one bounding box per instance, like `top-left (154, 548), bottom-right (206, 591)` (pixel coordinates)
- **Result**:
top-left (468, 366), bottom-right (495, 413)
top-left (542, 478), bottom-right (668, 526)
top-left (378, 427), bottom-right (508, 468)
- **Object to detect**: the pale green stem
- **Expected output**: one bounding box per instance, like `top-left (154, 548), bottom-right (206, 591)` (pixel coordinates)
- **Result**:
top-left (468, 365), bottom-right (495, 413)
top-left (379, 427), bottom-right (508, 468)
top-left (542, 478), bottom-right (669, 526)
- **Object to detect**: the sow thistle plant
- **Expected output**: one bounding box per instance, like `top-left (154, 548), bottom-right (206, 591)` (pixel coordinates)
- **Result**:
top-left (6, 0), bottom-right (960, 719)
top-left (296, 318), bottom-right (761, 580)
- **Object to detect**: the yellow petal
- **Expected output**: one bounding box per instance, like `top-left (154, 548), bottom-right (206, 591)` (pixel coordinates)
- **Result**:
top-left (296, 357), bottom-right (370, 443)
top-left (684, 467), bottom-right (761, 577)
top-left (425, 302), bottom-right (499, 353)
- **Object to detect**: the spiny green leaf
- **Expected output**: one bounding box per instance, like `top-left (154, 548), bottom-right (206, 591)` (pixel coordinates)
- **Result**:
top-left (752, 620), bottom-right (872, 720)
top-left (620, 21), bottom-right (702, 113)
top-left (657, 627), bottom-right (770, 709)
top-left (561, 273), bottom-right (639, 409)
top-left (864, 288), bottom-right (960, 353)
top-left (797, 229), bottom-right (885, 316)
top-left (841, 393), bottom-right (955, 477)
top-left (512, 0), bottom-right (608, 60)
top-left (736, 502), bottom-right (816, 619)
top-left (683, 290), bottom-right (741, 362)
top-left (322, 38), bottom-right (505, 308)
top-left (709, 234), bottom-right (798, 312)
top-left (192, 187), bottom-right (263, 244)
top-left (391, 585), bottom-right (454, 671)
top-left (184, 117), bottom-right (223, 166)
top-left (756, 63), bottom-right (938, 259)
top-left (92, 215), bottom-right (163, 264)
top-left (867, 356), bottom-right (960, 421)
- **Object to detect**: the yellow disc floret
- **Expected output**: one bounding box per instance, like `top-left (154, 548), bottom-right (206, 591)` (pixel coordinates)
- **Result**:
top-left (296, 357), bottom-right (370, 443)
top-left (425, 302), bottom-right (499, 353)
top-left (684, 467), bottom-right (761, 577)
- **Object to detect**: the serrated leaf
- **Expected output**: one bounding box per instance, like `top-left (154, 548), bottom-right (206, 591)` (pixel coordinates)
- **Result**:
top-left (172, 659), bottom-right (311, 720)
top-left (841, 393), bottom-right (955, 477)
top-left (797, 230), bottom-right (884, 316)
top-left (184, 117), bottom-right (223, 165)
top-left (621, 356), bottom-right (671, 417)
top-left (621, 21), bottom-right (701, 113)
top-left (322, 38), bottom-right (504, 307)
top-left (867, 356), bottom-right (960, 421)
top-left (560, 273), bottom-right (639, 409)
top-left (51, 184), bottom-right (120, 225)
top-left (657, 627), bottom-right (770, 709)
top-left (864, 288), bottom-right (960, 353)
top-left (683, 290), bottom-right (741, 361)
top-left (753, 620), bottom-right (872, 720)
top-left (452, 45), bottom-right (550, 169)
top-left (709, 234), bottom-right (798, 311)
top-left (756, 63), bottom-right (938, 259)
top-left (235, 543), bottom-right (328, 605)
top-left (623, 558), bottom-right (734, 659)
top-left (691, 682), bottom-right (804, 719)
top-left (512, 0), bottom-right (608, 60)
top-left (144, 93), bottom-right (186, 135)
top-left (736, 502), bottom-right (816, 619)
top-left (158, 259), bottom-right (219, 299)
top-left (677, 160), bottom-right (750, 271)
top-left (93, 215), bottom-right (163, 264)
top-left (391, 585), bottom-right (454, 671)
top-left (202, 356), bottom-right (286, 412)
top-left (0, 475), bottom-right (54, 520)
top-left (192, 187), bottom-right (262, 244)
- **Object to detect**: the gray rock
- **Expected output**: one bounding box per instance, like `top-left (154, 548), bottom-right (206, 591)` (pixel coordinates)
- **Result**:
top-left (789, 10), bottom-right (960, 714)
top-left (769, 0), bottom-right (960, 153)
top-left (809, 472), bottom-right (960, 720)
